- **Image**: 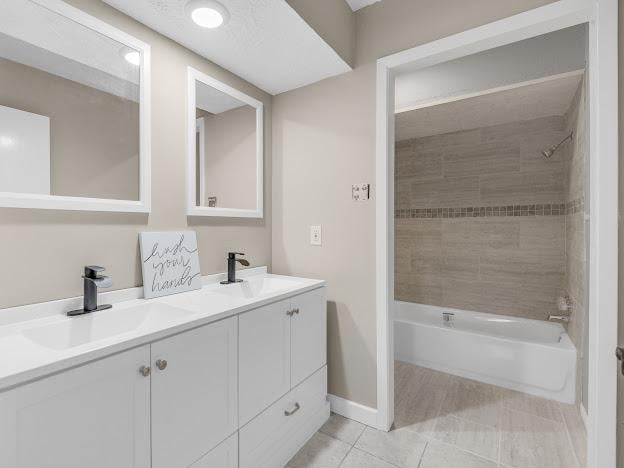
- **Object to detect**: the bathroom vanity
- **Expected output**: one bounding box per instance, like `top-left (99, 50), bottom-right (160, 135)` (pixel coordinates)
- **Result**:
top-left (0, 269), bottom-right (327, 468)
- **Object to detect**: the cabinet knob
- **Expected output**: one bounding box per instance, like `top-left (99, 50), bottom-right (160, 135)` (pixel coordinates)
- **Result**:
top-left (139, 366), bottom-right (151, 377)
top-left (293, 308), bottom-right (300, 315)
top-left (286, 308), bottom-right (300, 316)
top-left (156, 359), bottom-right (168, 370)
top-left (284, 402), bottom-right (301, 416)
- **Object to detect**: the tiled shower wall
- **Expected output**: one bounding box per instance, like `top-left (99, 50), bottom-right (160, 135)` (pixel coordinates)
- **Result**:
top-left (564, 81), bottom-right (588, 408)
top-left (395, 97), bottom-right (585, 323)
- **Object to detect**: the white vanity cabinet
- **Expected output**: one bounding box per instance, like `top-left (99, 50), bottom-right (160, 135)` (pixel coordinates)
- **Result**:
top-left (239, 287), bottom-right (327, 468)
top-left (0, 279), bottom-right (327, 468)
top-left (0, 345), bottom-right (152, 468)
top-left (151, 317), bottom-right (238, 468)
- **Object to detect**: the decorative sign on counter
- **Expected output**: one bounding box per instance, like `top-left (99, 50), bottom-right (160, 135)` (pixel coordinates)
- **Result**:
top-left (139, 231), bottom-right (202, 299)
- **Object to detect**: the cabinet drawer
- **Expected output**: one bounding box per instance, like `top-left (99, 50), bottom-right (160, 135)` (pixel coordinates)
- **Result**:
top-left (189, 432), bottom-right (238, 468)
top-left (240, 366), bottom-right (327, 468)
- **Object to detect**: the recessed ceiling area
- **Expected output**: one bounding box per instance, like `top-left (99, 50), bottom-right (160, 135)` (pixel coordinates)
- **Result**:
top-left (101, 0), bottom-right (351, 95)
top-left (345, 0), bottom-right (382, 11)
top-left (395, 72), bottom-right (583, 142)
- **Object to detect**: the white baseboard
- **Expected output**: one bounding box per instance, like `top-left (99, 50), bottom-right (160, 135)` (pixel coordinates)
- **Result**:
top-left (328, 394), bottom-right (378, 427)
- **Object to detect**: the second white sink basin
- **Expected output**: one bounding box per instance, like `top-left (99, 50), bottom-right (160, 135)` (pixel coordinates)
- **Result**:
top-left (22, 303), bottom-right (193, 351)
top-left (214, 276), bottom-right (297, 299)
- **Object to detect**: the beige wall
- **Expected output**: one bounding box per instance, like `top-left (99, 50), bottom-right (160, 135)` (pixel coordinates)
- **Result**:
top-left (394, 115), bottom-right (569, 322)
top-left (201, 105), bottom-right (257, 210)
top-left (286, 0), bottom-right (354, 67)
top-left (272, 0), bottom-right (557, 408)
top-left (0, 0), bottom-right (272, 309)
top-left (0, 57), bottom-right (139, 200)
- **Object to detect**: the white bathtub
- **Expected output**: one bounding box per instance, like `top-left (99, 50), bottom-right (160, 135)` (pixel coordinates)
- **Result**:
top-left (394, 302), bottom-right (576, 403)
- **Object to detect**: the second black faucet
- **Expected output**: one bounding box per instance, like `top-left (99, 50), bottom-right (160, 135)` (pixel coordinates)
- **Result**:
top-left (221, 252), bottom-right (250, 284)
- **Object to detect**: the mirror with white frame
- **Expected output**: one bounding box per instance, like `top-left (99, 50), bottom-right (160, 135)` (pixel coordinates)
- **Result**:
top-left (0, 0), bottom-right (150, 212)
top-left (187, 67), bottom-right (263, 218)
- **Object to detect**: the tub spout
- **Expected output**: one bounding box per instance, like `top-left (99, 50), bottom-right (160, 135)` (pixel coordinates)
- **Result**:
top-left (548, 314), bottom-right (569, 323)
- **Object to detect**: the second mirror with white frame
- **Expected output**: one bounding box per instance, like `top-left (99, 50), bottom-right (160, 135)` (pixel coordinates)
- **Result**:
top-left (187, 67), bottom-right (263, 218)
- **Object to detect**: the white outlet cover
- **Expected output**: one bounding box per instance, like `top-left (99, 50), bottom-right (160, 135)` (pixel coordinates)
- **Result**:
top-left (310, 225), bottom-right (322, 246)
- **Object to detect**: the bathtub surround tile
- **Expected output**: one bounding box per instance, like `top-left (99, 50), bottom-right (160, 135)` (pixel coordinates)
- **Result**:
top-left (442, 142), bottom-right (521, 178)
top-left (354, 426), bottom-right (427, 467)
top-left (285, 432), bottom-right (350, 468)
top-left (479, 168), bottom-right (566, 206)
top-left (418, 440), bottom-right (498, 468)
top-left (430, 414), bottom-right (499, 461)
top-left (320, 413), bottom-right (366, 445)
top-left (499, 408), bottom-right (578, 468)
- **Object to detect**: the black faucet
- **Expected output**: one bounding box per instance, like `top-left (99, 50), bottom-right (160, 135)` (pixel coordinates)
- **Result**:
top-left (67, 266), bottom-right (113, 316)
top-left (221, 252), bottom-right (250, 284)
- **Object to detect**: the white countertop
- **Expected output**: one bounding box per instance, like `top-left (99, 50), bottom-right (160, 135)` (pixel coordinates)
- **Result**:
top-left (0, 269), bottom-right (324, 392)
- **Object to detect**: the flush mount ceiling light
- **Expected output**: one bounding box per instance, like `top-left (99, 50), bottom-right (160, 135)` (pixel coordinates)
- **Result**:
top-left (186, 0), bottom-right (230, 29)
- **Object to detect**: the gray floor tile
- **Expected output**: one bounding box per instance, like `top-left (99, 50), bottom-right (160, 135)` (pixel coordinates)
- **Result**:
top-left (286, 432), bottom-right (351, 468)
top-left (354, 426), bottom-right (427, 467)
top-left (320, 413), bottom-right (366, 445)
top-left (339, 448), bottom-right (397, 468)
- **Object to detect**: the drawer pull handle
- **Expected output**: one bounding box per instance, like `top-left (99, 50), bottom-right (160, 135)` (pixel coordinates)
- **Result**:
top-left (284, 402), bottom-right (301, 416)
top-left (139, 366), bottom-right (151, 377)
top-left (156, 359), bottom-right (168, 370)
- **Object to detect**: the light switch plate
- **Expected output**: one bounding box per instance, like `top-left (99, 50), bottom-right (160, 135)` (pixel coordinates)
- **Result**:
top-left (310, 225), bottom-right (322, 246)
top-left (352, 183), bottom-right (370, 201)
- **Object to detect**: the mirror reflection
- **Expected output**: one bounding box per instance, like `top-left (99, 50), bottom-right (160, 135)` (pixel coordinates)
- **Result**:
top-left (0, 0), bottom-right (140, 201)
top-left (194, 80), bottom-right (257, 211)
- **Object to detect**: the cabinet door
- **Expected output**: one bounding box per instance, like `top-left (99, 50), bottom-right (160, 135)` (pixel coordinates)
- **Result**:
top-left (239, 298), bottom-right (291, 425)
top-left (291, 288), bottom-right (326, 386)
top-left (151, 317), bottom-right (238, 468)
top-left (0, 346), bottom-right (151, 468)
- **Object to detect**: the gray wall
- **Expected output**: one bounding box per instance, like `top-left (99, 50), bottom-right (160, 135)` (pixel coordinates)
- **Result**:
top-left (272, 0), bottom-right (557, 409)
top-left (0, 0), bottom-right (272, 309)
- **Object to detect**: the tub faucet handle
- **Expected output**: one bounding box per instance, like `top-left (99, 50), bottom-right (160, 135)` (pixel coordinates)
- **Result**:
top-left (548, 314), bottom-right (569, 323)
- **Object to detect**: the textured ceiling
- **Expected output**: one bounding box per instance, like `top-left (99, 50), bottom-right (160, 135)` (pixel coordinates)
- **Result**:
top-left (101, 0), bottom-right (351, 95)
top-left (395, 73), bottom-right (583, 141)
top-left (0, 0), bottom-right (139, 101)
top-left (345, 0), bottom-right (382, 11)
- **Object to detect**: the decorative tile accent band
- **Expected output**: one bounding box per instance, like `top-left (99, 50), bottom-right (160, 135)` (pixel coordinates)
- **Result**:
top-left (395, 198), bottom-right (584, 219)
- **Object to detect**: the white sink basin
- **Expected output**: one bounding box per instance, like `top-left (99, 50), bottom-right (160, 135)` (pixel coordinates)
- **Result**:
top-left (214, 277), bottom-right (297, 299)
top-left (21, 303), bottom-right (193, 350)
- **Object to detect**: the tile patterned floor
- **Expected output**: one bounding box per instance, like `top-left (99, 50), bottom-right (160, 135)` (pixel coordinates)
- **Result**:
top-left (286, 361), bottom-right (586, 468)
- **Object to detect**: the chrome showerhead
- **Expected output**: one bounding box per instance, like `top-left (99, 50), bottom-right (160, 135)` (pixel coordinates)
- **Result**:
top-left (542, 132), bottom-right (573, 159)
top-left (542, 147), bottom-right (556, 159)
